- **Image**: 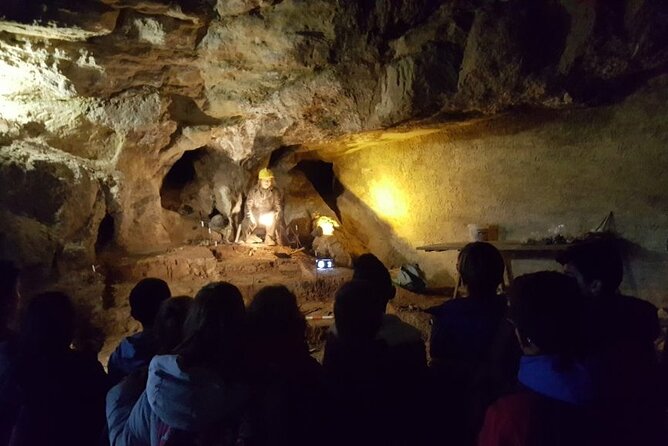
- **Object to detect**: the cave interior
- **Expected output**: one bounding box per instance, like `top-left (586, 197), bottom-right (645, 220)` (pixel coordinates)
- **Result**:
top-left (0, 0), bottom-right (667, 360)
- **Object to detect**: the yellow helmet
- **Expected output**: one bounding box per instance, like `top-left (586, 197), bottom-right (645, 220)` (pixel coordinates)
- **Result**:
top-left (258, 168), bottom-right (274, 180)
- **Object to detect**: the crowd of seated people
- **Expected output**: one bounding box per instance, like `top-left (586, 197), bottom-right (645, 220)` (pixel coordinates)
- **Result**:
top-left (0, 239), bottom-right (667, 446)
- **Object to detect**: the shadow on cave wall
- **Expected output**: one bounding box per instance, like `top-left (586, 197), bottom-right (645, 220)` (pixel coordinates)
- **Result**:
top-left (335, 186), bottom-right (455, 286)
top-left (293, 159), bottom-right (345, 221)
top-left (286, 152), bottom-right (454, 286)
top-left (280, 147), bottom-right (455, 285)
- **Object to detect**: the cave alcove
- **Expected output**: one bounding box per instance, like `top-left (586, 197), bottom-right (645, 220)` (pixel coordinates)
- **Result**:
top-left (160, 148), bottom-right (209, 216)
top-left (293, 159), bottom-right (344, 221)
top-left (94, 213), bottom-right (115, 255)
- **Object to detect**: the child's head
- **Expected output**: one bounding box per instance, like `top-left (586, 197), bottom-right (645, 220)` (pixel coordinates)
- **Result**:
top-left (20, 291), bottom-right (75, 355)
top-left (248, 285), bottom-right (306, 344)
top-left (353, 254), bottom-right (396, 305)
top-left (129, 278), bottom-right (171, 328)
top-left (176, 282), bottom-right (246, 372)
top-left (334, 280), bottom-right (384, 341)
top-left (153, 296), bottom-right (193, 355)
top-left (457, 242), bottom-right (505, 295)
top-left (509, 271), bottom-right (582, 356)
top-left (557, 240), bottom-right (623, 297)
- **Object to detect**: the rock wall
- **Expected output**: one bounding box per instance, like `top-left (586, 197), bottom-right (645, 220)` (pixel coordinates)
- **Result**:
top-left (0, 0), bottom-right (667, 277)
top-left (320, 77), bottom-right (668, 307)
top-left (0, 142), bottom-right (105, 269)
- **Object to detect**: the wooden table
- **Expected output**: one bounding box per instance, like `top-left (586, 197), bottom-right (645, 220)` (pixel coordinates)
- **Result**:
top-left (417, 241), bottom-right (570, 298)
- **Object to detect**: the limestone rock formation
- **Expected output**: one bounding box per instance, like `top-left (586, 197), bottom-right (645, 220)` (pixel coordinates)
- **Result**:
top-left (0, 141), bottom-right (104, 268)
top-left (0, 0), bottom-right (666, 274)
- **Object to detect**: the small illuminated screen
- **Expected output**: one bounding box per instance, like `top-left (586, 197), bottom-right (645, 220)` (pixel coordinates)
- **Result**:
top-left (316, 258), bottom-right (334, 270)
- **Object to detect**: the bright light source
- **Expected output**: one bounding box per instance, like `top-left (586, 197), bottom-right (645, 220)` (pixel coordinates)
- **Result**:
top-left (316, 258), bottom-right (334, 270)
top-left (370, 179), bottom-right (407, 219)
top-left (259, 212), bottom-right (275, 228)
top-left (315, 215), bottom-right (338, 236)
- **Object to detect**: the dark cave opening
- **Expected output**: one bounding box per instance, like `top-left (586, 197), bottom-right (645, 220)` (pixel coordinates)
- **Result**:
top-left (294, 159), bottom-right (344, 220)
top-left (95, 213), bottom-right (115, 254)
top-left (160, 148), bottom-right (207, 213)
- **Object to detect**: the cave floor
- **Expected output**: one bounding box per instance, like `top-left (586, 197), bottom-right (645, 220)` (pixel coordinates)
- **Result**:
top-left (47, 243), bottom-right (445, 365)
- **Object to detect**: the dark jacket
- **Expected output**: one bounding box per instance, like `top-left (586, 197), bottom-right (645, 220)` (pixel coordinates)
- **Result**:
top-left (0, 338), bottom-right (19, 445)
top-left (429, 294), bottom-right (511, 363)
top-left (10, 349), bottom-right (109, 446)
top-left (323, 338), bottom-right (395, 446)
top-left (584, 293), bottom-right (659, 354)
top-left (429, 294), bottom-right (520, 393)
top-left (248, 348), bottom-right (329, 446)
top-left (327, 313), bottom-right (427, 378)
top-left (584, 294), bottom-right (664, 445)
top-left (428, 295), bottom-right (521, 444)
top-left (323, 317), bottom-right (429, 446)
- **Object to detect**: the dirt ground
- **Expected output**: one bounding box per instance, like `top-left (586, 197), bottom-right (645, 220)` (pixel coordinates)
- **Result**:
top-left (39, 243), bottom-right (448, 366)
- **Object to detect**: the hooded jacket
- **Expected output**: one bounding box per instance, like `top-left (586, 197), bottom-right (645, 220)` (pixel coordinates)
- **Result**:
top-left (478, 355), bottom-right (597, 446)
top-left (517, 355), bottom-right (593, 406)
top-left (107, 354), bottom-right (248, 446)
top-left (108, 332), bottom-right (157, 385)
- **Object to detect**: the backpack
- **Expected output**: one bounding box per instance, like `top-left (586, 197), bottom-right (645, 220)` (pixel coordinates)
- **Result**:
top-left (395, 264), bottom-right (427, 292)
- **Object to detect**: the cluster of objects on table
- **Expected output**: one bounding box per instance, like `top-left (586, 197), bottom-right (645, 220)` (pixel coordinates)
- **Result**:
top-left (1, 237), bottom-right (667, 446)
top-left (525, 212), bottom-right (618, 245)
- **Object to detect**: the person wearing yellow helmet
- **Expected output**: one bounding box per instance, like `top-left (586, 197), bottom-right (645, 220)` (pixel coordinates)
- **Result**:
top-left (239, 168), bottom-right (283, 246)
top-left (258, 167), bottom-right (274, 183)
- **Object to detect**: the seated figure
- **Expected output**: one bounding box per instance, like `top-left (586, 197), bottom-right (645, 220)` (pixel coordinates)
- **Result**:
top-left (428, 242), bottom-right (522, 444)
top-left (325, 254), bottom-right (427, 379)
top-left (557, 240), bottom-right (664, 445)
top-left (478, 272), bottom-right (599, 446)
top-left (106, 296), bottom-right (193, 446)
top-left (240, 168), bottom-right (283, 246)
top-left (108, 282), bottom-right (250, 446)
top-left (246, 285), bottom-right (329, 446)
top-left (10, 292), bottom-right (110, 446)
top-left (0, 261), bottom-right (20, 445)
top-left (107, 278), bottom-right (171, 384)
top-left (323, 280), bottom-right (393, 446)
top-left (324, 274), bottom-right (428, 445)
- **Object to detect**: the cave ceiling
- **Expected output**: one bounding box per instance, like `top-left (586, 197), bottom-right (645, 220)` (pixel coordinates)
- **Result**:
top-left (0, 0), bottom-right (666, 160)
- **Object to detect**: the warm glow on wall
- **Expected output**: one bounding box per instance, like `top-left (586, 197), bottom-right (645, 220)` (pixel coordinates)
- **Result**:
top-left (315, 215), bottom-right (339, 235)
top-left (370, 178), bottom-right (408, 220)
